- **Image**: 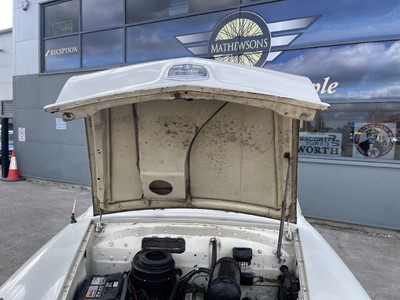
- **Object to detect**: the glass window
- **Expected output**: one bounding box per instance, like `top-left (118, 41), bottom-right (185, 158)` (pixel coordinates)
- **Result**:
top-left (300, 102), bottom-right (400, 161)
top-left (43, 35), bottom-right (80, 71)
top-left (126, 0), bottom-right (237, 24)
top-left (240, 0), bottom-right (275, 4)
top-left (44, 0), bottom-right (79, 37)
top-left (126, 0), bottom-right (168, 23)
top-left (188, 0), bottom-right (237, 13)
top-left (82, 29), bottom-right (124, 68)
top-left (127, 25), bottom-right (188, 64)
top-left (82, 0), bottom-right (124, 31)
top-left (126, 10), bottom-right (235, 64)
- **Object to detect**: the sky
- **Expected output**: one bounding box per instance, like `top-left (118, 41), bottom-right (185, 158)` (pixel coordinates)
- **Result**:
top-left (0, 0), bottom-right (13, 30)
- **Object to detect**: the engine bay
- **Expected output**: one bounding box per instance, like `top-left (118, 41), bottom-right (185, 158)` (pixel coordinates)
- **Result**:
top-left (67, 218), bottom-right (302, 300)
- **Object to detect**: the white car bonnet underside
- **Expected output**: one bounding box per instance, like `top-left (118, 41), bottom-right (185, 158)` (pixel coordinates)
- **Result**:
top-left (44, 57), bottom-right (329, 220)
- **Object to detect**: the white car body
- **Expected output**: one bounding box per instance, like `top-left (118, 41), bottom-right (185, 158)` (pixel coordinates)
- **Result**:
top-left (0, 57), bottom-right (370, 300)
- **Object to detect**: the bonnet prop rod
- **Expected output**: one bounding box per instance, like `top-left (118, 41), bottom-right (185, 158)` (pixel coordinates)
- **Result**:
top-left (276, 152), bottom-right (292, 262)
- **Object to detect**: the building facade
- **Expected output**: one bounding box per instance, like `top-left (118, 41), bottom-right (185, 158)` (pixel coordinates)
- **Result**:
top-left (11, 0), bottom-right (400, 229)
top-left (0, 29), bottom-right (13, 105)
top-left (0, 28), bottom-right (14, 175)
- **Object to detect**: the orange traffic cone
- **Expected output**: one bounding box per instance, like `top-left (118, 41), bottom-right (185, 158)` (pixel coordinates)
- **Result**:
top-left (5, 150), bottom-right (23, 181)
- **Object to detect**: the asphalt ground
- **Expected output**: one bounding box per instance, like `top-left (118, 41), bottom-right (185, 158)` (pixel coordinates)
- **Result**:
top-left (0, 178), bottom-right (399, 299)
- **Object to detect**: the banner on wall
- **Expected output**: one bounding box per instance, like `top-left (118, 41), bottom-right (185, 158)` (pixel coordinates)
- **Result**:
top-left (353, 123), bottom-right (396, 159)
top-left (299, 132), bottom-right (342, 156)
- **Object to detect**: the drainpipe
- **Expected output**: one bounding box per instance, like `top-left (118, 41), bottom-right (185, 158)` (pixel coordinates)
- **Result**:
top-left (1, 118), bottom-right (10, 178)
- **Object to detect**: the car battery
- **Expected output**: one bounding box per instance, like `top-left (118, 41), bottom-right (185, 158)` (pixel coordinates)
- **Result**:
top-left (76, 273), bottom-right (124, 300)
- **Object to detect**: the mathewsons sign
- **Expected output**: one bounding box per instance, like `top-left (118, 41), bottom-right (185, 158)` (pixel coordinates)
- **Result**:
top-left (176, 11), bottom-right (317, 67)
top-left (208, 11), bottom-right (271, 67)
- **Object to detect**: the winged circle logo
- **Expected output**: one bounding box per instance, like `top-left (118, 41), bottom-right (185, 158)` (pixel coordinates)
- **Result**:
top-left (175, 11), bottom-right (318, 68)
top-left (208, 11), bottom-right (271, 67)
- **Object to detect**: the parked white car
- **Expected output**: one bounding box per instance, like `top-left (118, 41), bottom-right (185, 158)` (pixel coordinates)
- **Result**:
top-left (0, 58), bottom-right (370, 300)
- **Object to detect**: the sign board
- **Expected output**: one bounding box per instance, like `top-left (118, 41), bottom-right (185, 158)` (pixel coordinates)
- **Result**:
top-left (353, 123), bottom-right (396, 159)
top-left (52, 20), bottom-right (73, 36)
top-left (56, 118), bottom-right (67, 130)
top-left (299, 132), bottom-right (342, 156)
top-left (18, 127), bottom-right (25, 142)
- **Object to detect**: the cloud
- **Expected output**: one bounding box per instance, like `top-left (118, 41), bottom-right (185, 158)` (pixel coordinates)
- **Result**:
top-left (0, 0), bottom-right (12, 30)
top-left (331, 84), bottom-right (400, 100)
top-left (296, 1), bottom-right (400, 46)
top-left (82, 0), bottom-right (123, 30)
top-left (268, 41), bottom-right (400, 99)
top-left (268, 41), bottom-right (400, 98)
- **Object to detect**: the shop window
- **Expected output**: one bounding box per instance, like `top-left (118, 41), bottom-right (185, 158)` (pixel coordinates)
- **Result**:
top-left (43, 35), bottom-right (80, 71)
top-left (44, 0), bottom-right (79, 37)
top-left (82, 0), bottom-right (124, 31)
top-left (188, 0), bottom-right (237, 13)
top-left (82, 29), bottom-right (124, 68)
top-left (240, 0), bottom-right (273, 4)
top-left (41, 0), bottom-right (241, 72)
top-left (126, 0), bottom-right (237, 24)
top-left (126, 0), bottom-right (167, 23)
top-left (300, 102), bottom-right (400, 161)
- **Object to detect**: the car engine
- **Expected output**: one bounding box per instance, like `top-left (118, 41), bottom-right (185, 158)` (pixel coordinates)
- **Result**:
top-left (75, 237), bottom-right (300, 300)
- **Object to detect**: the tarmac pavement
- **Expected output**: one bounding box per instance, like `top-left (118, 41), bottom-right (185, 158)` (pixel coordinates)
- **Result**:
top-left (0, 178), bottom-right (399, 299)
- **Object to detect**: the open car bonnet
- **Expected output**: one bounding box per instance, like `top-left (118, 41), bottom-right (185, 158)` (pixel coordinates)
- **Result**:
top-left (44, 57), bottom-right (329, 221)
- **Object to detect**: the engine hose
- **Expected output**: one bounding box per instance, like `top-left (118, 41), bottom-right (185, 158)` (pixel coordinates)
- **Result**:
top-left (120, 274), bottom-right (129, 300)
top-left (168, 274), bottom-right (180, 300)
top-left (210, 238), bottom-right (217, 269)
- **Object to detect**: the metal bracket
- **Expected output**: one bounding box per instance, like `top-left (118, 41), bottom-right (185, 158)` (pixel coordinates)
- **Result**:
top-left (94, 210), bottom-right (105, 232)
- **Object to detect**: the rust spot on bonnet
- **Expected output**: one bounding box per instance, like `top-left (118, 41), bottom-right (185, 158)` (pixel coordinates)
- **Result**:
top-left (172, 91), bottom-right (193, 101)
top-left (173, 92), bottom-right (181, 99)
